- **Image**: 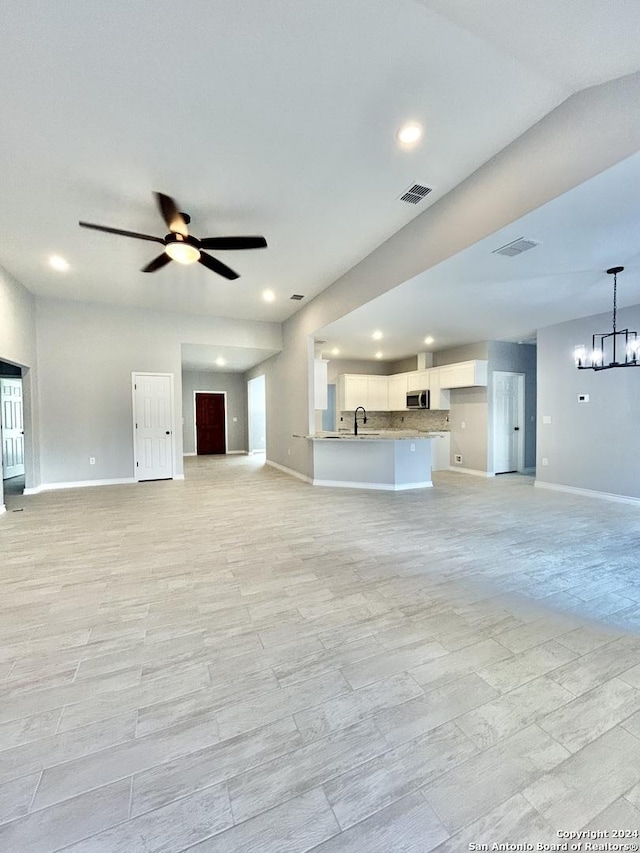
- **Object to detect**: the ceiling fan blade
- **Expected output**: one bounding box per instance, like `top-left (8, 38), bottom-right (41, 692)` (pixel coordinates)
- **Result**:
top-left (154, 192), bottom-right (188, 236)
top-left (199, 236), bottom-right (267, 250)
top-left (198, 252), bottom-right (239, 279)
top-left (141, 253), bottom-right (172, 273)
top-left (79, 221), bottom-right (164, 244)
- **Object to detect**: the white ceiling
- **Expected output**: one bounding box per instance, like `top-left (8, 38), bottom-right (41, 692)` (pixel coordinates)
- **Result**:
top-left (181, 343), bottom-right (278, 373)
top-left (317, 152), bottom-right (640, 361)
top-left (1, 1), bottom-right (639, 338)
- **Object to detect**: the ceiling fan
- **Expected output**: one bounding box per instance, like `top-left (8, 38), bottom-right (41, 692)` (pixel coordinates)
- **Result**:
top-left (79, 192), bottom-right (267, 279)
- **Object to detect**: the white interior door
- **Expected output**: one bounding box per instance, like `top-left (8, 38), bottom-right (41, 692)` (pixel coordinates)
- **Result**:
top-left (1, 377), bottom-right (25, 479)
top-left (493, 371), bottom-right (524, 474)
top-left (133, 373), bottom-right (174, 481)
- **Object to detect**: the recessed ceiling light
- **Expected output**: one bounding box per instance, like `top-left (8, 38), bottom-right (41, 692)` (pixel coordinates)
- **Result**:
top-left (262, 289), bottom-right (275, 302)
top-left (215, 357), bottom-right (226, 367)
top-left (331, 347), bottom-right (340, 356)
top-left (372, 330), bottom-right (383, 341)
top-left (397, 122), bottom-right (423, 145)
top-left (424, 336), bottom-right (434, 345)
top-left (375, 351), bottom-right (383, 359)
top-left (49, 255), bottom-right (69, 272)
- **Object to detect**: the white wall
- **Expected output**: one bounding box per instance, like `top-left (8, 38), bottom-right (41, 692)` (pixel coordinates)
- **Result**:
top-left (35, 298), bottom-right (280, 486)
top-left (251, 73), bottom-right (640, 481)
top-left (0, 265), bottom-right (39, 505)
top-left (182, 371), bottom-right (248, 454)
top-left (537, 303), bottom-right (640, 499)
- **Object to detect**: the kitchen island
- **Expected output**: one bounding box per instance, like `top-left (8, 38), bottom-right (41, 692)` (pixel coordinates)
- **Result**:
top-left (302, 431), bottom-right (441, 490)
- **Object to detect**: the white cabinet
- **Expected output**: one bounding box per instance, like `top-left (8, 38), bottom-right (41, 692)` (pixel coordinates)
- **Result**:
top-left (337, 359), bottom-right (487, 413)
top-left (388, 373), bottom-right (408, 410)
top-left (338, 374), bottom-right (388, 411)
top-left (430, 432), bottom-right (451, 471)
top-left (407, 370), bottom-right (430, 392)
top-left (367, 376), bottom-right (389, 410)
top-left (427, 369), bottom-right (450, 410)
top-left (438, 360), bottom-right (488, 389)
top-left (314, 360), bottom-right (328, 410)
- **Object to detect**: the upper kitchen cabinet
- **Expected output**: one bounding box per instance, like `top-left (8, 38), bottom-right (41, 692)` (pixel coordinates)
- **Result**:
top-left (388, 373), bottom-right (409, 410)
top-left (367, 375), bottom-right (389, 410)
top-left (407, 370), bottom-right (430, 391)
top-left (437, 360), bottom-right (488, 389)
top-left (338, 374), bottom-right (388, 411)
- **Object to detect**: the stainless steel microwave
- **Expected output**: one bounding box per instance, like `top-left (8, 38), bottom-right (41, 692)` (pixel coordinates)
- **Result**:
top-left (406, 390), bottom-right (429, 409)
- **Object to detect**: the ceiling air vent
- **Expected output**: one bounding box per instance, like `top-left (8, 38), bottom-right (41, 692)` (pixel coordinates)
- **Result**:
top-left (399, 183), bottom-right (432, 205)
top-left (493, 237), bottom-right (540, 257)
top-left (290, 294), bottom-right (305, 301)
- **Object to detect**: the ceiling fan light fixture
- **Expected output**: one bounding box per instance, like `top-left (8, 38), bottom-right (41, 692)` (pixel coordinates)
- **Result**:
top-left (49, 255), bottom-right (70, 272)
top-left (165, 240), bottom-right (200, 265)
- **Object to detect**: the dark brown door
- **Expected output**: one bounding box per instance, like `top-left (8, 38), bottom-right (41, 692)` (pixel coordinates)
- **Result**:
top-left (195, 393), bottom-right (226, 454)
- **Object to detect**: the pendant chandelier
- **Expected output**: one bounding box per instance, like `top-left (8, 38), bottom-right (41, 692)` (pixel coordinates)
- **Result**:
top-left (574, 266), bottom-right (640, 370)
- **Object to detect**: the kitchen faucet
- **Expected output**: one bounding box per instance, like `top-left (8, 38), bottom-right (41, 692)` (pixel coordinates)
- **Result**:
top-left (354, 406), bottom-right (367, 436)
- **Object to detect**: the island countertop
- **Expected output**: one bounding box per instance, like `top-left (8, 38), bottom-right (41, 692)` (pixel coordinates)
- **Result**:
top-left (294, 430), bottom-right (440, 490)
top-left (296, 430), bottom-right (447, 441)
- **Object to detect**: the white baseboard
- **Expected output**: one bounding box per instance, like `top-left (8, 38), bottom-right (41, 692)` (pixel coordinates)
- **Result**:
top-left (448, 466), bottom-right (495, 478)
top-left (24, 477), bottom-right (137, 494)
top-left (0, 505), bottom-right (6, 515)
top-left (265, 459), bottom-right (313, 484)
top-left (226, 450), bottom-right (247, 455)
top-left (173, 474), bottom-right (185, 480)
top-left (183, 452), bottom-right (197, 457)
top-left (534, 480), bottom-right (640, 506)
top-left (312, 479), bottom-right (433, 491)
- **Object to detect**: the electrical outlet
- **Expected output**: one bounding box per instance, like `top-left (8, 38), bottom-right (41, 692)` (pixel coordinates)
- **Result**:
top-left (578, 394), bottom-right (589, 403)
top-left (461, 421), bottom-right (466, 429)
top-left (543, 415), bottom-right (551, 424)
top-left (89, 457), bottom-right (96, 465)
top-left (287, 448), bottom-right (291, 456)
top-left (542, 457), bottom-right (548, 466)
top-left (410, 443), bottom-right (415, 452)
top-left (233, 417), bottom-right (238, 422)
top-left (454, 454), bottom-right (462, 464)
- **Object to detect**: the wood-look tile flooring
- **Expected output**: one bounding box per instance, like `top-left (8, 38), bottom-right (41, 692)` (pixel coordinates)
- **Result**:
top-left (2, 455), bottom-right (640, 851)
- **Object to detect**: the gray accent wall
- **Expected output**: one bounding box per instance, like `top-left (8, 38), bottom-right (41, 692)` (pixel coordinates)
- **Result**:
top-left (326, 358), bottom-right (391, 382)
top-left (448, 387), bottom-right (489, 472)
top-left (35, 299), bottom-right (280, 486)
top-left (536, 304), bottom-right (640, 499)
top-left (434, 342), bottom-right (489, 366)
top-left (182, 371), bottom-right (248, 454)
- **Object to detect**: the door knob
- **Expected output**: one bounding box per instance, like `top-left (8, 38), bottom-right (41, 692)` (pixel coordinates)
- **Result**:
top-left (165, 431), bottom-right (171, 435)
top-left (514, 427), bottom-right (520, 431)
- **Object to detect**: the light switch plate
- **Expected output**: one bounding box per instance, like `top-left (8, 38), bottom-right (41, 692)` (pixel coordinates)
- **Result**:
top-left (543, 415), bottom-right (551, 424)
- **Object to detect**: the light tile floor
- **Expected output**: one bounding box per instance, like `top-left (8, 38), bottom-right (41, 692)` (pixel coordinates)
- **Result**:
top-left (2, 455), bottom-right (640, 851)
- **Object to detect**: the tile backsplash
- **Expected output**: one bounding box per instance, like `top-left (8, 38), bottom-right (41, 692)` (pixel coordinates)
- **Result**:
top-left (339, 410), bottom-right (449, 431)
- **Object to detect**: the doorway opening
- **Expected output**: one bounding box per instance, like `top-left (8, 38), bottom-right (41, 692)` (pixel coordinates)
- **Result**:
top-left (195, 392), bottom-right (227, 454)
top-left (493, 371), bottom-right (525, 474)
top-left (247, 375), bottom-right (266, 454)
top-left (1, 364), bottom-right (25, 501)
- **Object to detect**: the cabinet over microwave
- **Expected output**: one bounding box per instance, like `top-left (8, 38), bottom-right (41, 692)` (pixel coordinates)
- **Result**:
top-left (406, 390), bottom-right (429, 409)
